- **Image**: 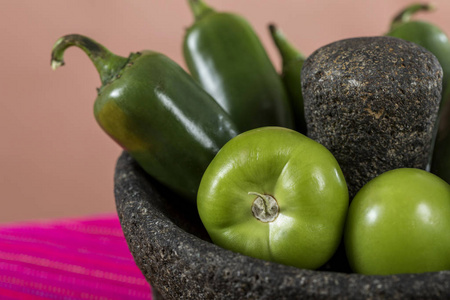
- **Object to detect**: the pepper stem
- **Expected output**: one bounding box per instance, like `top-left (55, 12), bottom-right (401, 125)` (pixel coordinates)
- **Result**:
top-left (50, 34), bottom-right (129, 86)
top-left (390, 3), bottom-right (435, 31)
top-left (188, 0), bottom-right (215, 21)
top-left (269, 24), bottom-right (305, 66)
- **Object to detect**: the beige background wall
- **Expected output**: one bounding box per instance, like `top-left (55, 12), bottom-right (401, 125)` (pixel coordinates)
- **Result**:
top-left (2, 0), bottom-right (450, 223)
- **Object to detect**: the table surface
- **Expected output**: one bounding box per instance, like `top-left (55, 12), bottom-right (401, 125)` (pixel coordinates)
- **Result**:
top-left (0, 213), bottom-right (152, 299)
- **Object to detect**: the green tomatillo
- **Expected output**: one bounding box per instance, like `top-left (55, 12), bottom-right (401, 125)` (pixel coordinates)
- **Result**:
top-left (197, 127), bottom-right (349, 270)
top-left (345, 168), bottom-right (450, 275)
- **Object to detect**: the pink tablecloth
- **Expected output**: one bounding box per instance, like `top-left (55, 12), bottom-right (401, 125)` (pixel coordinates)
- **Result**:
top-left (0, 214), bottom-right (152, 299)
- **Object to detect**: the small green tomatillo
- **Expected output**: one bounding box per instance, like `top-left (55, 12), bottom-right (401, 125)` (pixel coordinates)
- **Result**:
top-left (197, 127), bottom-right (349, 270)
top-left (345, 168), bottom-right (450, 275)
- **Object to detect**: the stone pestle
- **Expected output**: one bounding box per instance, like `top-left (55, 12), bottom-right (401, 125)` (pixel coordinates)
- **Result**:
top-left (301, 36), bottom-right (442, 199)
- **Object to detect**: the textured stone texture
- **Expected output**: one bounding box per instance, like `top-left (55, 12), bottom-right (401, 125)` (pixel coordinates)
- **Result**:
top-left (301, 36), bottom-right (442, 199)
top-left (114, 152), bottom-right (450, 300)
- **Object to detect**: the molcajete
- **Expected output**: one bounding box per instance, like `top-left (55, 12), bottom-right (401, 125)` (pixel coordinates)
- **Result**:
top-left (301, 36), bottom-right (442, 199)
top-left (114, 152), bottom-right (450, 299)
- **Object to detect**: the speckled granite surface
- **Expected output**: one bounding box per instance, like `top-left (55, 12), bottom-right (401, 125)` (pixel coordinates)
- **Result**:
top-left (114, 152), bottom-right (450, 300)
top-left (301, 36), bottom-right (442, 199)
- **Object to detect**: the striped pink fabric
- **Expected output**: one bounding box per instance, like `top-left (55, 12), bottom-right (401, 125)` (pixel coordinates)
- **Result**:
top-left (0, 214), bottom-right (152, 299)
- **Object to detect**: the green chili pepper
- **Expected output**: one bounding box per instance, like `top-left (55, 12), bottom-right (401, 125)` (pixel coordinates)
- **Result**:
top-left (386, 3), bottom-right (450, 109)
top-left (51, 34), bottom-right (239, 203)
top-left (432, 98), bottom-right (450, 183)
top-left (385, 3), bottom-right (450, 183)
top-left (269, 24), bottom-right (307, 134)
top-left (183, 0), bottom-right (294, 132)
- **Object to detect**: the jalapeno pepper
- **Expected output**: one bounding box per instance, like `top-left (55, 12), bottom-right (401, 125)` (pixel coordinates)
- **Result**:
top-left (269, 24), bottom-right (307, 134)
top-left (432, 98), bottom-right (450, 183)
top-left (386, 3), bottom-right (450, 109)
top-left (183, 0), bottom-right (294, 132)
top-left (51, 34), bottom-right (239, 203)
top-left (385, 3), bottom-right (450, 183)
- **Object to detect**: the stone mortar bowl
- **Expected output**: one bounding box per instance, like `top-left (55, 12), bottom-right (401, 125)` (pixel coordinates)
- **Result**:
top-left (114, 152), bottom-right (450, 300)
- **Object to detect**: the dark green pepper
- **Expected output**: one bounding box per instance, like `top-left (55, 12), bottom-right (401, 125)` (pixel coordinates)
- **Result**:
top-left (432, 101), bottom-right (450, 183)
top-left (51, 34), bottom-right (239, 203)
top-left (183, 0), bottom-right (294, 132)
top-left (385, 3), bottom-right (450, 183)
top-left (386, 3), bottom-right (450, 109)
top-left (269, 24), bottom-right (307, 134)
